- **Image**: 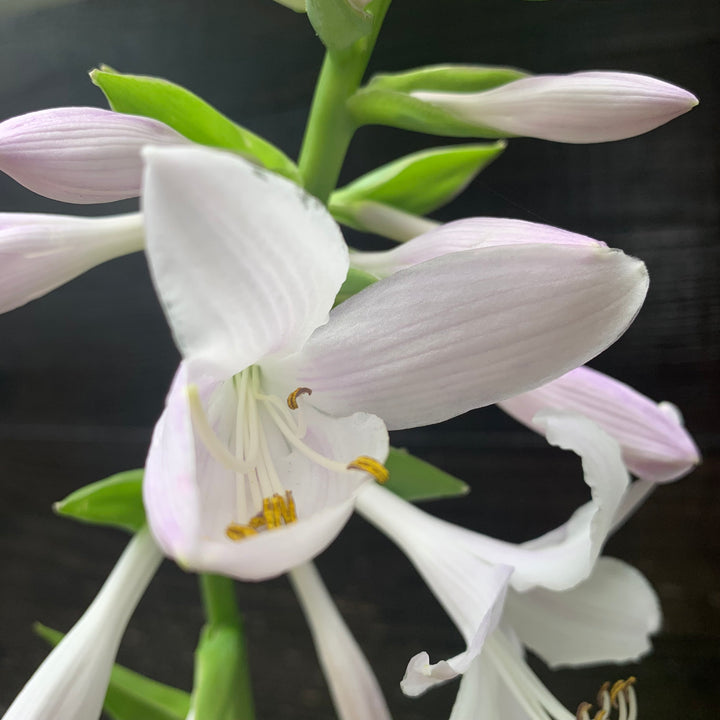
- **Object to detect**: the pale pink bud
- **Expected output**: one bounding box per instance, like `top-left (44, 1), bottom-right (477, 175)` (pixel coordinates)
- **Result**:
top-left (0, 211), bottom-right (144, 313)
top-left (499, 366), bottom-right (700, 482)
top-left (0, 107), bottom-right (187, 203)
top-left (413, 71), bottom-right (698, 143)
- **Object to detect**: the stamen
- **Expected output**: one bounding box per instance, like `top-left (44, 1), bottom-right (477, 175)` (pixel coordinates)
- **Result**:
top-left (576, 678), bottom-right (637, 720)
top-left (347, 456), bottom-right (389, 484)
top-left (287, 386), bottom-right (312, 410)
top-left (226, 523), bottom-right (258, 540)
top-left (225, 491), bottom-right (297, 541)
top-left (576, 703), bottom-right (592, 720)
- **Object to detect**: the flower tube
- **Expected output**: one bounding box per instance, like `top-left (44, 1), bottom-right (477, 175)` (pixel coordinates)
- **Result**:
top-left (0, 211), bottom-right (144, 313)
top-left (412, 71), bottom-right (697, 143)
top-left (141, 145), bottom-right (648, 582)
top-left (289, 562), bottom-right (392, 720)
top-left (0, 107), bottom-right (187, 202)
top-left (2, 529), bottom-right (163, 720)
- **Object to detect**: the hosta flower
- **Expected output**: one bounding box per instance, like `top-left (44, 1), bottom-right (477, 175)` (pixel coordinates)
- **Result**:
top-left (0, 211), bottom-right (143, 313)
top-left (355, 411), bottom-right (648, 695)
top-left (411, 71), bottom-right (698, 143)
top-left (0, 107), bottom-right (186, 202)
top-left (142, 144), bottom-right (647, 581)
top-left (2, 529), bottom-right (162, 720)
top-left (290, 562), bottom-right (392, 720)
top-left (500, 365), bottom-right (700, 483)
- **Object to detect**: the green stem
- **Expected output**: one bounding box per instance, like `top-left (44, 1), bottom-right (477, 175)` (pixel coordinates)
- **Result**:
top-left (200, 573), bottom-right (240, 627)
top-left (298, 0), bottom-right (393, 203)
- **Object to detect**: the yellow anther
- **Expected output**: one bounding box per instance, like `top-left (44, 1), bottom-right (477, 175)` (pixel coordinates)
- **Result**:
top-left (596, 682), bottom-right (610, 707)
top-left (593, 711), bottom-right (606, 720)
top-left (273, 491), bottom-right (297, 524)
top-left (576, 702), bottom-right (592, 720)
top-left (249, 514), bottom-right (267, 530)
top-left (347, 455), bottom-right (389, 484)
top-left (287, 387), bottom-right (312, 410)
top-left (263, 497), bottom-right (280, 529)
top-left (609, 677), bottom-right (636, 706)
top-left (226, 523), bottom-right (259, 541)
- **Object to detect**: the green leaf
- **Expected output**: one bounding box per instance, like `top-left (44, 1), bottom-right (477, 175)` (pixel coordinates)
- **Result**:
top-left (331, 142), bottom-right (505, 216)
top-left (384, 447), bottom-right (469, 502)
top-left (349, 65), bottom-right (529, 137)
top-left (306, 0), bottom-right (373, 52)
top-left (193, 623), bottom-right (255, 720)
top-left (366, 64), bottom-right (528, 93)
top-left (333, 266), bottom-right (377, 306)
top-left (34, 623), bottom-right (191, 720)
top-left (91, 67), bottom-right (301, 183)
top-left (54, 469), bottom-right (145, 533)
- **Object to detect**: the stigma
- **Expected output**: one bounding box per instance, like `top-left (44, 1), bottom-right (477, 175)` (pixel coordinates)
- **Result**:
top-left (577, 677), bottom-right (637, 720)
top-left (187, 368), bottom-right (389, 543)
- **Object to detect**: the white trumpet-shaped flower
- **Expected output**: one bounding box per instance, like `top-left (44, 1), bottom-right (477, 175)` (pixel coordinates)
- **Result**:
top-left (2, 529), bottom-right (163, 720)
top-left (356, 412), bottom-right (640, 696)
top-left (0, 211), bottom-right (144, 313)
top-left (289, 562), bottom-right (392, 720)
top-left (411, 71), bottom-right (697, 143)
top-left (141, 144), bottom-right (647, 581)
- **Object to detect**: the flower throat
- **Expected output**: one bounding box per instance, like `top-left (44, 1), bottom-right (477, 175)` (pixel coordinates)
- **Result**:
top-left (187, 365), bottom-right (388, 541)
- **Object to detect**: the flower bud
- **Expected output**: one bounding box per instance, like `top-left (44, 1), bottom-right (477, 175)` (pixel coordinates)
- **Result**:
top-left (412, 71), bottom-right (698, 143)
top-left (0, 107), bottom-right (187, 203)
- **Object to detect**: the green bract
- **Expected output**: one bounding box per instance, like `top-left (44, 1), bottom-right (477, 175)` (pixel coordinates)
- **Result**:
top-left (54, 469), bottom-right (145, 533)
top-left (330, 142), bottom-right (505, 220)
top-left (35, 624), bottom-right (191, 720)
top-left (91, 67), bottom-right (301, 183)
top-left (306, 0), bottom-right (372, 52)
top-left (348, 64), bottom-right (529, 137)
top-left (384, 448), bottom-right (469, 502)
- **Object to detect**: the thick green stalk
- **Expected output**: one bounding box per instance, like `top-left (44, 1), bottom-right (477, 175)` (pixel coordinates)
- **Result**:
top-left (298, 0), bottom-right (393, 203)
top-left (200, 573), bottom-right (240, 626)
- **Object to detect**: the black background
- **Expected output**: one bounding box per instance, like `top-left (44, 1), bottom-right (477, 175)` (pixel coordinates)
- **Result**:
top-left (0, 0), bottom-right (718, 717)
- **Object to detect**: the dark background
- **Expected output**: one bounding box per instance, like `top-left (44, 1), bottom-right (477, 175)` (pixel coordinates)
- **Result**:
top-left (0, 0), bottom-right (718, 717)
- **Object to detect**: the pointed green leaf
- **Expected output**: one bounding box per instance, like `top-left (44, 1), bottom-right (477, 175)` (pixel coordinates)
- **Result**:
top-left (91, 67), bottom-right (301, 183)
top-left (333, 266), bottom-right (377, 306)
top-left (366, 64), bottom-right (528, 94)
top-left (384, 447), bottom-right (469, 502)
top-left (34, 623), bottom-right (191, 720)
top-left (331, 142), bottom-right (505, 217)
top-left (54, 469), bottom-right (145, 533)
top-left (307, 0), bottom-right (372, 51)
top-left (349, 65), bottom-right (529, 137)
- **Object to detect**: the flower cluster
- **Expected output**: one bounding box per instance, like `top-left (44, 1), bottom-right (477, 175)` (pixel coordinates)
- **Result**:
top-left (0, 3), bottom-right (701, 720)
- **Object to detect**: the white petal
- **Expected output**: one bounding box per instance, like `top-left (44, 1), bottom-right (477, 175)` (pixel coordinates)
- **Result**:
top-left (505, 557), bottom-right (661, 668)
top-left (500, 366), bottom-right (701, 482)
top-left (0, 212), bottom-right (143, 313)
top-left (142, 145), bottom-right (348, 380)
top-left (0, 107), bottom-right (186, 202)
top-left (289, 563), bottom-right (392, 720)
top-left (351, 217), bottom-right (603, 277)
top-left (449, 412), bottom-right (629, 592)
top-left (413, 71), bottom-right (698, 144)
top-left (292, 242), bottom-right (647, 430)
top-left (3, 530), bottom-right (162, 720)
top-left (356, 483), bottom-right (511, 696)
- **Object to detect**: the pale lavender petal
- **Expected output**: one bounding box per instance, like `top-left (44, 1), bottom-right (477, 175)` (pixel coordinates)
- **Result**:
top-left (505, 557), bottom-right (661, 668)
top-left (499, 365), bottom-right (700, 482)
top-left (0, 212), bottom-right (143, 313)
top-left (413, 71), bottom-right (698, 143)
top-left (290, 563), bottom-right (392, 720)
top-left (350, 217), bottom-right (604, 277)
top-left (3, 529), bottom-right (162, 720)
top-left (287, 242), bottom-right (648, 430)
top-left (0, 107), bottom-right (187, 202)
top-left (142, 145), bottom-right (348, 381)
